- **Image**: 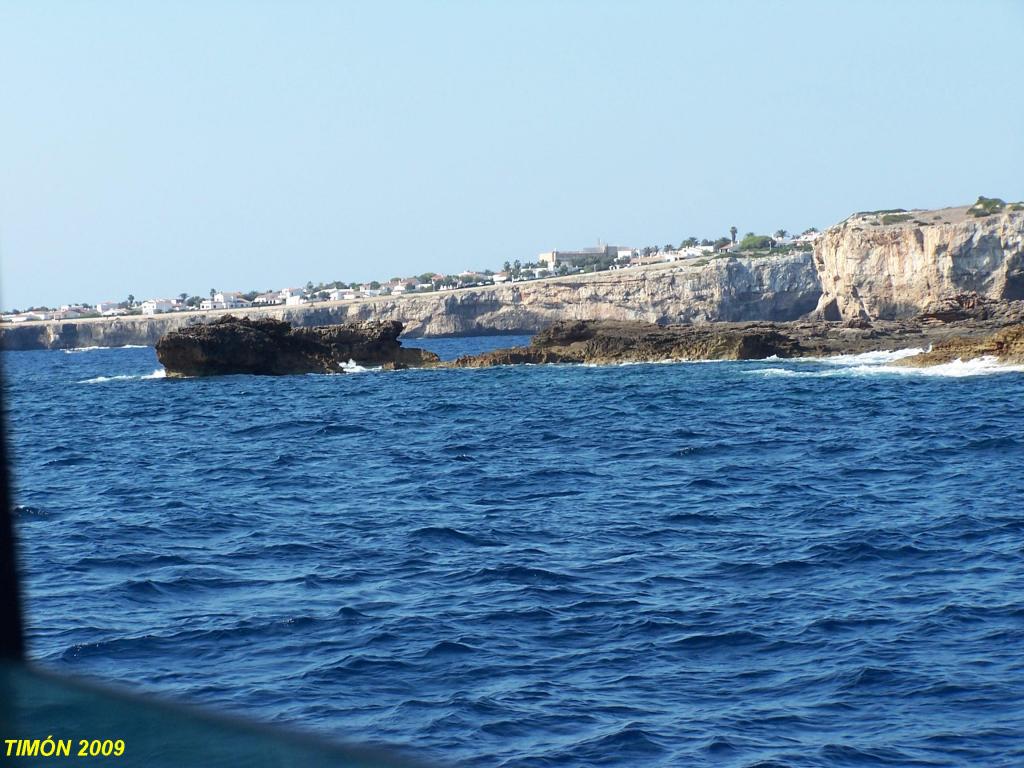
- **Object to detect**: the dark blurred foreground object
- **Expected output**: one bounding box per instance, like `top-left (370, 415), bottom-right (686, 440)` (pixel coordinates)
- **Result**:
top-left (0, 358), bottom-right (432, 766)
top-left (0, 663), bottom-right (428, 767)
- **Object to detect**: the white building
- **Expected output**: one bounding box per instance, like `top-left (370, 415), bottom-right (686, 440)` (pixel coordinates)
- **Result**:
top-left (201, 292), bottom-right (253, 311)
top-left (217, 292), bottom-right (251, 309)
top-left (277, 288), bottom-right (304, 306)
top-left (252, 292), bottom-right (282, 306)
top-left (793, 230), bottom-right (822, 244)
top-left (141, 299), bottom-right (176, 315)
top-left (95, 300), bottom-right (120, 314)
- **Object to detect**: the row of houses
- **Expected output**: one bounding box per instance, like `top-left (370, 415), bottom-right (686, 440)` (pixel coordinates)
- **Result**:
top-left (2, 303), bottom-right (111, 323)
top-left (5, 230), bottom-right (826, 322)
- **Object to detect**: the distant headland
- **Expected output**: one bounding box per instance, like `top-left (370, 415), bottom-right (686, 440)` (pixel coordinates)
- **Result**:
top-left (2, 197), bottom-right (1022, 352)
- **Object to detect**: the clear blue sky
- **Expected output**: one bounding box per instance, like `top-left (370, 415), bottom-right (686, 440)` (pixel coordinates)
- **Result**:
top-left (2, 1), bottom-right (1022, 310)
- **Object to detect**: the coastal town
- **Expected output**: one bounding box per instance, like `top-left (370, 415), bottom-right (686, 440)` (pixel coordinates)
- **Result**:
top-left (2, 229), bottom-right (821, 323)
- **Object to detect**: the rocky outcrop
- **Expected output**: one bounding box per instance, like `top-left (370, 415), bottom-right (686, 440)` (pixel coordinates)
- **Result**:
top-left (814, 206), bottom-right (1024, 321)
top-left (451, 320), bottom-right (807, 367)
top-left (155, 316), bottom-right (438, 377)
top-left (895, 324), bottom-right (1024, 368)
top-left (451, 308), bottom-right (1024, 368)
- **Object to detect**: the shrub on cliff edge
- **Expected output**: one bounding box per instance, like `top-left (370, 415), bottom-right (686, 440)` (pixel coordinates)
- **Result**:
top-left (969, 196), bottom-right (1006, 217)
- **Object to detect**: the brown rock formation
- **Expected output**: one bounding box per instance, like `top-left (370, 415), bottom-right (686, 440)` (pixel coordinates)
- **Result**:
top-left (450, 320), bottom-right (806, 367)
top-left (155, 316), bottom-right (438, 377)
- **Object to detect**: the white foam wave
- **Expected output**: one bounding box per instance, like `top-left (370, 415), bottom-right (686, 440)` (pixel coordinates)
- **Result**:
top-left (339, 359), bottom-right (370, 373)
top-left (578, 358), bottom-right (731, 368)
top-left (796, 347), bottom-right (927, 366)
top-left (79, 368), bottom-right (166, 384)
top-left (750, 356), bottom-right (1024, 379)
top-left (63, 344), bottom-right (148, 353)
top-left (863, 356), bottom-right (1024, 378)
top-left (755, 367), bottom-right (807, 378)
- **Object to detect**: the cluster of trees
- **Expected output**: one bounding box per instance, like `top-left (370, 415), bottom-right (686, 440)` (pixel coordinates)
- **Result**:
top-left (738, 233), bottom-right (774, 250)
top-left (732, 228), bottom-right (817, 252)
top-left (500, 260), bottom-right (566, 279)
top-left (5, 305), bottom-right (55, 314)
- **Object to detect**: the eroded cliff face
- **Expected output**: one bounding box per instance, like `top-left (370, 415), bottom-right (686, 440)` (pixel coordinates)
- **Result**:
top-left (814, 207), bottom-right (1024, 320)
top-left (329, 253), bottom-right (821, 336)
top-left (0, 254), bottom-right (822, 349)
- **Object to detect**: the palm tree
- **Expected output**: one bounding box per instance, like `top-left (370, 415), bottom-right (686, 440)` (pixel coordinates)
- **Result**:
top-left (503, 261), bottom-right (511, 274)
top-left (729, 226), bottom-right (737, 244)
top-left (127, 294), bottom-right (135, 306)
top-left (774, 229), bottom-right (788, 239)
top-left (209, 288), bottom-right (216, 299)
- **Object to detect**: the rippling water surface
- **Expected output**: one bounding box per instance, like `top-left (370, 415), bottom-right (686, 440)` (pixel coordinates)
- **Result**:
top-left (5, 339), bottom-right (1024, 766)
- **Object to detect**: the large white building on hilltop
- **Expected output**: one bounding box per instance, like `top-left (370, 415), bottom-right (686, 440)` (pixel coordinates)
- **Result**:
top-left (538, 245), bottom-right (630, 269)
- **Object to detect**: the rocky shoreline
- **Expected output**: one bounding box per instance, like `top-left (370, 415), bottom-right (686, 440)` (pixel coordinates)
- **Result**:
top-left (451, 312), bottom-right (1024, 369)
top-left (154, 295), bottom-right (1024, 377)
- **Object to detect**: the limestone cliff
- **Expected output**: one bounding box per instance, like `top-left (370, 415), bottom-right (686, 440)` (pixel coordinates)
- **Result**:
top-left (814, 206), bottom-right (1024, 320)
top-left (325, 253), bottom-right (820, 335)
top-left (0, 254), bottom-right (821, 349)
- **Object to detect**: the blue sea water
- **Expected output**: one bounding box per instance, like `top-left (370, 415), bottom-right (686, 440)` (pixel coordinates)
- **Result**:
top-left (4, 338), bottom-right (1024, 767)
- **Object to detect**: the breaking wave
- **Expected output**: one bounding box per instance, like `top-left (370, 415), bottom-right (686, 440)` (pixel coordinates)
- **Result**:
top-left (339, 359), bottom-right (371, 373)
top-left (63, 344), bottom-right (148, 353)
top-left (752, 350), bottom-right (1024, 378)
top-left (78, 369), bottom-right (166, 384)
top-left (799, 347), bottom-right (927, 365)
